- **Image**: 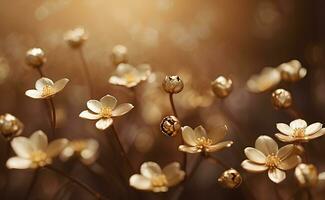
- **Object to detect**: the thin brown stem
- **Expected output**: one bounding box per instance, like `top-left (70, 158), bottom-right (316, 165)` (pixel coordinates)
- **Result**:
top-left (45, 165), bottom-right (107, 200)
top-left (78, 48), bottom-right (94, 98)
top-left (25, 169), bottom-right (40, 200)
top-left (204, 154), bottom-right (229, 169)
top-left (169, 94), bottom-right (178, 118)
top-left (286, 106), bottom-right (302, 119)
top-left (36, 67), bottom-right (44, 77)
top-left (48, 98), bottom-right (56, 136)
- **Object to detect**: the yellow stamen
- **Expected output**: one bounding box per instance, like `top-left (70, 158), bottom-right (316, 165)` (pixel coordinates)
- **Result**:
top-left (123, 73), bottom-right (136, 83)
top-left (71, 140), bottom-right (87, 152)
top-left (265, 154), bottom-right (280, 168)
top-left (42, 85), bottom-right (54, 97)
top-left (100, 107), bottom-right (112, 118)
top-left (293, 128), bottom-right (305, 138)
top-left (151, 174), bottom-right (168, 187)
top-left (30, 150), bottom-right (50, 167)
top-left (195, 137), bottom-right (213, 149)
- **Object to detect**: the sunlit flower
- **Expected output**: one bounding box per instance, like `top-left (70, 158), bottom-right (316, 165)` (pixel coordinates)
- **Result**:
top-left (25, 77), bottom-right (69, 99)
top-left (108, 63), bottom-right (151, 88)
top-left (64, 27), bottom-right (88, 48)
top-left (129, 161), bottom-right (185, 192)
top-left (275, 119), bottom-right (325, 142)
top-left (111, 45), bottom-right (128, 65)
top-left (178, 125), bottom-right (233, 154)
top-left (295, 163), bottom-right (318, 187)
top-left (211, 75), bottom-right (233, 98)
top-left (79, 94), bottom-right (134, 130)
top-left (241, 135), bottom-right (301, 183)
top-left (271, 88), bottom-right (292, 109)
top-left (6, 130), bottom-right (68, 169)
top-left (60, 139), bottom-right (99, 165)
top-left (247, 67), bottom-right (281, 93)
top-left (277, 60), bottom-right (307, 82)
top-left (218, 168), bottom-right (242, 188)
top-left (0, 113), bottom-right (23, 140)
top-left (160, 115), bottom-right (181, 137)
top-left (162, 75), bottom-right (184, 94)
top-left (25, 48), bottom-right (46, 68)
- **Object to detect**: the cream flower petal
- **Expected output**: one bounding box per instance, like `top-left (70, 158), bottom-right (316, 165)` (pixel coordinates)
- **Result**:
top-left (30, 130), bottom-right (48, 151)
top-left (290, 119), bottom-right (307, 129)
top-left (46, 139), bottom-right (68, 157)
top-left (277, 144), bottom-right (294, 160)
top-left (275, 133), bottom-right (295, 142)
top-left (194, 125), bottom-right (207, 138)
top-left (11, 137), bottom-right (33, 158)
top-left (205, 141), bottom-right (233, 152)
top-left (305, 122), bottom-right (322, 135)
top-left (178, 145), bottom-right (201, 153)
top-left (308, 128), bottom-right (325, 139)
top-left (141, 162), bottom-right (162, 179)
top-left (129, 174), bottom-right (152, 190)
top-left (255, 135), bottom-right (278, 155)
top-left (108, 76), bottom-right (128, 86)
top-left (87, 100), bottom-right (102, 113)
top-left (244, 147), bottom-right (266, 164)
top-left (25, 90), bottom-right (43, 99)
top-left (208, 125), bottom-right (228, 143)
top-left (163, 162), bottom-right (185, 187)
top-left (241, 160), bottom-right (268, 172)
top-left (278, 155), bottom-right (301, 170)
top-left (137, 64), bottom-right (151, 80)
top-left (6, 157), bottom-right (32, 169)
top-left (116, 63), bottom-right (135, 75)
top-left (319, 172), bottom-right (325, 181)
top-left (276, 123), bottom-right (294, 135)
top-left (112, 103), bottom-right (134, 117)
top-left (181, 126), bottom-right (197, 146)
top-left (268, 168), bottom-right (286, 183)
top-left (53, 78), bottom-right (69, 93)
top-left (35, 77), bottom-right (54, 90)
top-left (100, 95), bottom-right (117, 109)
top-left (95, 118), bottom-right (113, 130)
top-left (79, 110), bottom-right (101, 120)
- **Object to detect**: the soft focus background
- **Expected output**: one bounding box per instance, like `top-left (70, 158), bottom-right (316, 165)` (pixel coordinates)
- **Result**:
top-left (0, 0), bottom-right (324, 199)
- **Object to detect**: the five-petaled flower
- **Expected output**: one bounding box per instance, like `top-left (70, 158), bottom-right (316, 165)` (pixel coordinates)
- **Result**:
top-left (178, 125), bottom-right (233, 154)
top-left (60, 139), bottom-right (99, 165)
top-left (79, 94), bottom-right (134, 130)
top-left (6, 130), bottom-right (68, 169)
top-left (241, 135), bottom-right (301, 183)
top-left (129, 161), bottom-right (185, 192)
top-left (275, 119), bottom-right (325, 143)
top-left (108, 63), bottom-right (151, 88)
top-left (25, 77), bottom-right (69, 99)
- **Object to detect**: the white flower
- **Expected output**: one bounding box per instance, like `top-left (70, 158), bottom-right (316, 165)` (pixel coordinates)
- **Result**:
top-left (108, 63), bottom-right (151, 88)
top-left (241, 135), bottom-right (301, 183)
top-left (6, 130), bottom-right (68, 169)
top-left (178, 125), bottom-right (233, 154)
top-left (60, 139), bottom-right (99, 165)
top-left (64, 27), bottom-right (88, 48)
top-left (129, 161), bottom-right (185, 192)
top-left (277, 60), bottom-right (307, 82)
top-left (275, 119), bottom-right (325, 142)
top-left (247, 67), bottom-right (281, 93)
top-left (79, 94), bottom-right (134, 130)
top-left (25, 77), bottom-right (69, 99)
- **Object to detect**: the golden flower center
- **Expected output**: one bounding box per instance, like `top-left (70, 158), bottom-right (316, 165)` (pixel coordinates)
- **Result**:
top-left (293, 128), bottom-right (306, 138)
top-left (100, 107), bottom-right (112, 118)
top-left (196, 137), bottom-right (213, 149)
top-left (71, 140), bottom-right (87, 152)
top-left (123, 73), bottom-right (136, 83)
top-left (30, 150), bottom-right (50, 167)
top-left (151, 174), bottom-right (168, 187)
top-left (265, 154), bottom-right (280, 168)
top-left (42, 85), bottom-right (54, 97)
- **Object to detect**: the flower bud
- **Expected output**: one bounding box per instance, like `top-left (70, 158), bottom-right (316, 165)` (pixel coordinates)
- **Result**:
top-left (160, 115), bottom-right (181, 136)
top-left (25, 48), bottom-right (46, 68)
top-left (218, 168), bottom-right (242, 189)
top-left (0, 113), bottom-right (23, 140)
top-left (162, 75), bottom-right (184, 94)
top-left (64, 27), bottom-right (88, 48)
top-left (211, 76), bottom-right (233, 98)
top-left (111, 45), bottom-right (128, 66)
top-left (278, 60), bottom-right (307, 82)
top-left (271, 89), bottom-right (292, 109)
top-left (295, 163), bottom-right (318, 187)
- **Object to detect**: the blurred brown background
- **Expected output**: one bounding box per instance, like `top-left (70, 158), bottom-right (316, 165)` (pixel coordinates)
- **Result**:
top-left (0, 0), bottom-right (324, 199)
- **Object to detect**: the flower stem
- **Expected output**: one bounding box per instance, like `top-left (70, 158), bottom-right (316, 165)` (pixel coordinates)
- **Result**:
top-left (25, 169), bottom-right (40, 200)
top-left (45, 165), bottom-right (107, 200)
top-left (286, 106), bottom-right (302, 119)
top-left (47, 98), bottom-right (56, 136)
top-left (204, 153), bottom-right (229, 169)
top-left (78, 48), bottom-right (94, 98)
top-left (169, 93), bottom-right (178, 118)
top-left (36, 68), bottom-right (44, 77)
